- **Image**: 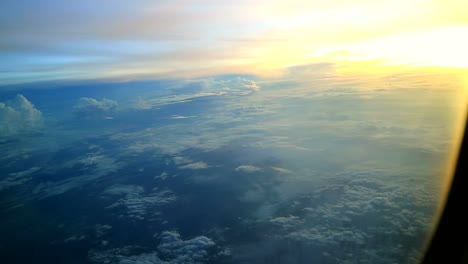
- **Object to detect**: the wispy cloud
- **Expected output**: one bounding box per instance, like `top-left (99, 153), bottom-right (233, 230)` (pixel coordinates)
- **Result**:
top-left (0, 166), bottom-right (41, 191)
top-left (235, 165), bottom-right (262, 173)
top-left (32, 151), bottom-right (124, 199)
top-left (179, 162), bottom-right (210, 170)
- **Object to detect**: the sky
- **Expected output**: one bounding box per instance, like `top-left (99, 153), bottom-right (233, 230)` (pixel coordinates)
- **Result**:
top-left (0, 0), bottom-right (468, 84)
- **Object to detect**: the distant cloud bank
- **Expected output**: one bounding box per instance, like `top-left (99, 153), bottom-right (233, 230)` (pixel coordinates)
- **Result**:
top-left (88, 229), bottom-right (218, 264)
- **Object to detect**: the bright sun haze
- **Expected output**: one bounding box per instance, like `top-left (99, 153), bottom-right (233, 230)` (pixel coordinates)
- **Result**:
top-left (0, 0), bottom-right (467, 83)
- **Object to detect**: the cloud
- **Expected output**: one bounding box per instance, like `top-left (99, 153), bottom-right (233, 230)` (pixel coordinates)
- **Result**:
top-left (0, 94), bottom-right (43, 137)
top-left (235, 165), bottom-right (262, 173)
top-left (238, 170), bottom-right (437, 263)
top-left (103, 185), bottom-right (177, 220)
top-left (178, 162), bottom-right (209, 170)
top-left (74, 97), bottom-right (118, 116)
top-left (244, 81), bottom-right (260, 92)
top-left (32, 151), bottom-right (123, 199)
top-left (170, 115), bottom-right (192, 119)
top-left (271, 167), bottom-right (292, 174)
top-left (154, 172), bottom-right (172, 181)
top-left (157, 230), bottom-right (216, 262)
top-left (95, 224), bottom-right (113, 238)
top-left (173, 156), bottom-right (210, 170)
top-left (173, 156), bottom-right (193, 165)
top-left (269, 215), bottom-right (303, 229)
top-left (64, 235), bottom-right (86, 243)
top-left (131, 89), bottom-right (225, 111)
top-left (103, 184), bottom-right (143, 196)
top-left (88, 230), bottom-right (217, 264)
top-left (0, 166), bottom-right (41, 191)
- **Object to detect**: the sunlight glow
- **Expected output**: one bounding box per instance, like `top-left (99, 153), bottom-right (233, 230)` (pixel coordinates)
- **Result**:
top-left (0, 0), bottom-right (467, 83)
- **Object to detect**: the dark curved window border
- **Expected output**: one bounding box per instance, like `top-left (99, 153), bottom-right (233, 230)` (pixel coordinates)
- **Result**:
top-left (421, 116), bottom-right (468, 264)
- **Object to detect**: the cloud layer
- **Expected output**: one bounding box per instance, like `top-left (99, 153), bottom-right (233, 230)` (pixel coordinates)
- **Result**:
top-left (88, 230), bottom-right (217, 264)
top-left (232, 170), bottom-right (436, 263)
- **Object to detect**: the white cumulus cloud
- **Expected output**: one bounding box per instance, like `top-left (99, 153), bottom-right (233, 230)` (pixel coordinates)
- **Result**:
top-left (270, 215), bottom-right (303, 228)
top-left (74, 97), bottom-right (118, 115)
top-left (157, 230), bottom-right (216, 262)
top-left (0, 94), bottom-right (43, 137)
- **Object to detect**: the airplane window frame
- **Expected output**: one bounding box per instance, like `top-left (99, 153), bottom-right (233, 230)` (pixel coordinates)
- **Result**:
top-left (421, 117), bottom-right (468, 264)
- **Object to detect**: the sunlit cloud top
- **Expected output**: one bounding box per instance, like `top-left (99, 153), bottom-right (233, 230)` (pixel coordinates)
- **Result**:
top-left (1, 0), bottom-right (467, 84)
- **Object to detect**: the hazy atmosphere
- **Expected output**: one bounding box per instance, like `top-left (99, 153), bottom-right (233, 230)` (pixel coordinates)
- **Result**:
top-left (1, 1), bottom-right (467, 263)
